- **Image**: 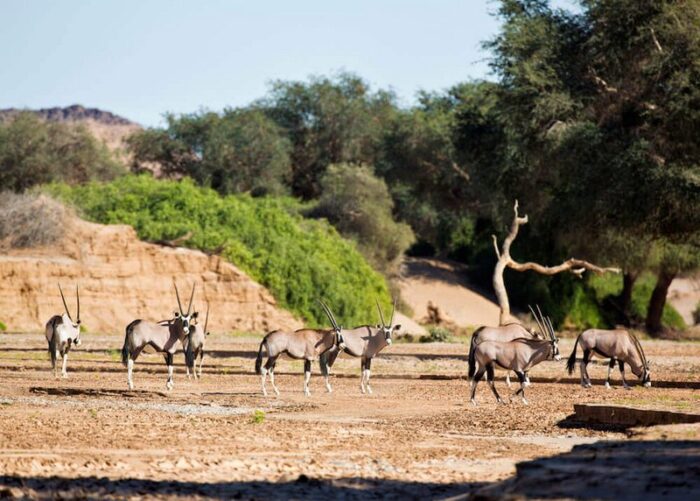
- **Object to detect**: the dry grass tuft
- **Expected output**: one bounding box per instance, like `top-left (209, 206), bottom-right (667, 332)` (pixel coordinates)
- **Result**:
top-left (0, 192), bottom-right (72, 248)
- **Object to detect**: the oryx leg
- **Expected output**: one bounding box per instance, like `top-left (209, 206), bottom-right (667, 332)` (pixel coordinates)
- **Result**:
top-left (127, 357), bottom-right (135, 390)
top-left (505, 372), bottom-right (512, 388)
top-left (580, 350), bottom-right (592, 388)
top-left (513, 371), bottom-right (528, 404)
top-left (486, 364), bottom-right (504, 404)
top-left (303, 360), bottom-right (312, 396)
top-left (470, 367), bottom-right (485, 405)
top-left (323, 349), bottom-right (339, 393)
top-left (524, 371), bottom-right (531, 387)
top-left (605, 358), bottom-right (615, 389)
top-left (61, 350), bottom-right (69, 378)
top-left (360, 358), bottom-right (368, 394)
top-left (266, 357), bottom-right (280, 396)
top-left (165, 353), bottom-right (174, 391)
top-left (618, 360), bottom-right (631, 390)
top-left (364, 358), bottom-right (373, 395)
top-left (197, 350), bottom-right (204, 379)
top-left (54, 349), bottom-right (60, 378)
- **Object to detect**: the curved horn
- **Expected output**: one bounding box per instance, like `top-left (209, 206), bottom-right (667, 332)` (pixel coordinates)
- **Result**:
top-left (173, 281), bottom-right (184, 315)
top-left (203, 302), bottom-right (210, 334)
top-left (389, 298), bottom-right (397, 327)
top-left (375, 299), bottom-right (386, 327)
top-left (58, 283), bottom-right (72, 321)
top-left (187, 283), bottom-right (196, 315)
top-left (318, 300), bottom-right (339, 331)
top-left (630, 332), bottom-right (647, 367)
top-left (76, 284), bottom-right (80, 322)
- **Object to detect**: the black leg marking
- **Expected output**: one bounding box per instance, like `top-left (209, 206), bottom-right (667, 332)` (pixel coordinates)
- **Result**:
top-left (486, 364), bottom-right (502, 402)
top-left (304, 360), bottom-right (311, 373)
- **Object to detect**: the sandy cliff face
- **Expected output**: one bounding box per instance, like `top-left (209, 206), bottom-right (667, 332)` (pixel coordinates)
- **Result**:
top-left (0, 219), bottom-right (302, 334)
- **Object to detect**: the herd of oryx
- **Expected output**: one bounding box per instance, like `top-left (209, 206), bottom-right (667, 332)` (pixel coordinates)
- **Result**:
top-left (45, 282), bottom-right (651, 405)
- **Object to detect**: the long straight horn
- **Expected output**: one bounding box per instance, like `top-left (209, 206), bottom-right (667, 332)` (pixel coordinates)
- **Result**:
top-left (375, 299), bottom-right (386, 327)
top-left (536, 305), bottom-right (551, 339)
top-left (544, 315), bottom-right (556, 341)
top-left (173, 281), bottom-right (184, 315)
top-left (318, 300), bottom-right (339, 331)
top-left (186, 283), bottom-right (196, 315)
top-left (203, 302), bottom-right (210, 334)
top-left (389, 298), bottom-right (397, 327)
top-left (631, 333), bottom-right (647, 366)
top-left (76, 284), bottom-right (80, 322)
top-left (58, 283), bottom-right (73, 321)
top-left (528, 305), bottom-right (546, 338)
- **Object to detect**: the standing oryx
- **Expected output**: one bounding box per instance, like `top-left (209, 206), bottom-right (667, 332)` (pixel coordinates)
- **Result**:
top-left (121, 282), bottom-right (197, 391)
top-left (254, 301), bottom-right (343, 397)
top-left (468, 307), bottom-right (560, 405)
top-left (45, 284), bottom-right (82, 378)
top-left (185, 303), bottom-right (209, 380)
top-left (566, 329), bottom-right (651, 389)
top-left (467, 321), bottom-right (542, 388)
top-left (319, 299), bottom-right (400, 395)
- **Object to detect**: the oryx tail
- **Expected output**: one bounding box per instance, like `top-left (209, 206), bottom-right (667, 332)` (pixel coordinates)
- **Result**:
top-left (566, 334), bottom-right (580, 374)
top-left (122, 319), bottom-right (140, 367)
top-left (46, 315), bottom-right (61, 368)
top-left (468, 326), bottom-right (485, 380)
top-left (255, 336), bottom-right (267, 375)
top-left (185, 330), bottom-right (196, 369)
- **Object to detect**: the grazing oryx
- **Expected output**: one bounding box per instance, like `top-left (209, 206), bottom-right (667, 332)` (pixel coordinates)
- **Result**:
top-left (468, 322), bottom-right (542, 388)
top-left (566, 329), bottom-right (651, 389)
top-left (319, 299), bottom-right (400, 395)
top-left (45, 284), bottom-right (82, 378)
top-left (255, 301), bottom-right (342, 396)
top-left (185, 303), bottom-right (209, 379)
top-left (121, 282), bottom-right (197, 391)
top-left (468, 307), bottom-right (560, 405)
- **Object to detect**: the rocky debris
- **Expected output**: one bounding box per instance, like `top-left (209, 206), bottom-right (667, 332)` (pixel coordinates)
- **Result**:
top-left (0, 105), bottom-right (137, 126)
top-left (0, 217), bottom-right (301, 334)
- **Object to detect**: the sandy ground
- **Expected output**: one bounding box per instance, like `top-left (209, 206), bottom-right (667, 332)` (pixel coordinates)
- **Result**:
top-left (0, 333), bottom-right (698, 499)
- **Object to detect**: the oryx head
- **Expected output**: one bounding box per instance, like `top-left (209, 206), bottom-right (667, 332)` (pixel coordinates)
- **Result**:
top-left (319, 300), bottom-right (345, 351)
top-left (376, 298), bottom-right (400, 345)
top-left (530, 305), bottom-right (560, 361)
top-left (58, 283), bottom-right (82, 345)
top-left (173, 281), bottom-right (197, 335)
top-left (630, 334), bottom-right (651, 387)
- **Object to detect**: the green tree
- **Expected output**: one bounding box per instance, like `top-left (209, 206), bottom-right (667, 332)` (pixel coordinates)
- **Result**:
top-left (314, 163), bottom-right (415, 274)
top-left (128, 109), bottom-right (291, 196)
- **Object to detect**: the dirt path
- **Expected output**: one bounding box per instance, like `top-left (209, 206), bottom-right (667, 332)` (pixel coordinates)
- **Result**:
top-left (0, 333), bottom-right (698, 499)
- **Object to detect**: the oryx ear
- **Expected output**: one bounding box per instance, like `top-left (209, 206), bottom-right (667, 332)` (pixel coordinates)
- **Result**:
top-left (191, 312), bottom-right (199, 320)
top-left (393, 325), bottom-right (401, 331)
top-left (174, 311), bottom-right (181, 318)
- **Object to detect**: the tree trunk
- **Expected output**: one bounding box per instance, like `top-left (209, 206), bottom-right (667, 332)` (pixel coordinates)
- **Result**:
top-left (492, 200), bottom-right (621, 326)
top-left (645, 270), bottom-right (676, 336)
top-left (618, 271), bottom-right (638, 324)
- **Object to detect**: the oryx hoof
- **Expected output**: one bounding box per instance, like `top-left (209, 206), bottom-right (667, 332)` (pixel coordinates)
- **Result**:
top-left (605, 382), bottom-right (611, 389)
top-left (274, 388), bottom-right (280, 396)
top-left (262, 389), bottom-right (268, 397)
top-left (497, 398), bottom-right (505, 405)
top-left (523, 380), bottom-right (531, 387)
top-left (470, 399), bottom-right (477, 406)
top-left (521, 398), bottom-right (529, 405)
top-left (61, 373), bottom-right (68, 379)
top-left (127, 383), bottom-right (134, 391)
top-left (166, 381), bottom-right (174, 391)
top-left (304, 390), bottom-right (311, 397)
top-left (325, 386), bottom-right (332, 394)
top-left (624, 385), bottom-right (632, 391)
top-left (360, 386), bottom-right (366, 395)
top-left (366, 386), bottom-right (373, 395)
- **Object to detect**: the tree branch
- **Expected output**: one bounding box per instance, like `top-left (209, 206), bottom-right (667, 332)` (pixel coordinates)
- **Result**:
top-left (506, 258), bottom-right (621, 277)
top-left (450, 162), bottom-right (470, 182)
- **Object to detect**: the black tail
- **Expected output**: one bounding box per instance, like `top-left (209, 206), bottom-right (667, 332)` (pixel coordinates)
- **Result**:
top-left (122, 320), bottom-right (139, 367)
top-left (47, 316), bottom-right (60, 369)
top-left (255, 336), bottom-right (267, 374)
top-left (468, 326), bottom-right (485, 380)
top-left (566, 335), bottom-right (580, 374)
top-left (185, 331), bottom-right (195, 369)
top-left (319, 351), bottom-right (329, 377)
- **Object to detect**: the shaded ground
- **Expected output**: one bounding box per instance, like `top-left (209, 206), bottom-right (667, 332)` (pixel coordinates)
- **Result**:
top-left (0, 333), bottom-right (698, 499)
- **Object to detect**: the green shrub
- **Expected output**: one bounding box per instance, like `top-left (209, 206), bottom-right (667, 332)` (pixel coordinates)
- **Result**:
top-left (693, 302), bottom-right (700, 325)
top-left (46, 175), bottom-right (391, 325)
top-left (421, 326), bottom-right (452, 343)
top-left (0, 321), bottom-right (6, 332)
top-left (251, 409), bottom-right (265, 424)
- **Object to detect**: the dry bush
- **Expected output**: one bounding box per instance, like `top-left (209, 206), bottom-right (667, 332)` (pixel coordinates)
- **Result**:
top-left (0, 192), bottom-right (71, 248)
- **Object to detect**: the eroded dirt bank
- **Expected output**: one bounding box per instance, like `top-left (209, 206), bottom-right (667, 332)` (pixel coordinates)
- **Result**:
top-left (0, 219), bottom-right (301, 334)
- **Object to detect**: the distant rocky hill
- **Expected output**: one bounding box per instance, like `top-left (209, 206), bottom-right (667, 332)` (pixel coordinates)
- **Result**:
top-left (0, 104), bottom-right (137, 126)
top-left (0, 105), bottom-right (142, 162)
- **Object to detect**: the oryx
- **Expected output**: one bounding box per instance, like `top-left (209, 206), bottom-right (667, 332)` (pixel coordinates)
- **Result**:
top-left (254, 301), bottom-right (342, 397)
top-left (468, 307), bottom-right (560, 405)
top-left (467, 321), bottom-right (542, 388)
top-left (318, 299), bottom-right (400, 395)
top-left (566, 329), bottom-right (651, 389)
top-left (121, 282), bottom-right (197, 391)
top-left (184, 303), bottom-right (209, 379)
top-left (45, 284), bottom-right (82, 378)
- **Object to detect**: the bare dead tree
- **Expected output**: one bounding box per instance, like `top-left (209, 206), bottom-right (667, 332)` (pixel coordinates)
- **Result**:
top-left (492, 200), bottom-right (621, 325)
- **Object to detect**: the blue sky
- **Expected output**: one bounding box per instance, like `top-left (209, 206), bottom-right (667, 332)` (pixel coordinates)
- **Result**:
top-left (1, 0), bottom-right (578, 127)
